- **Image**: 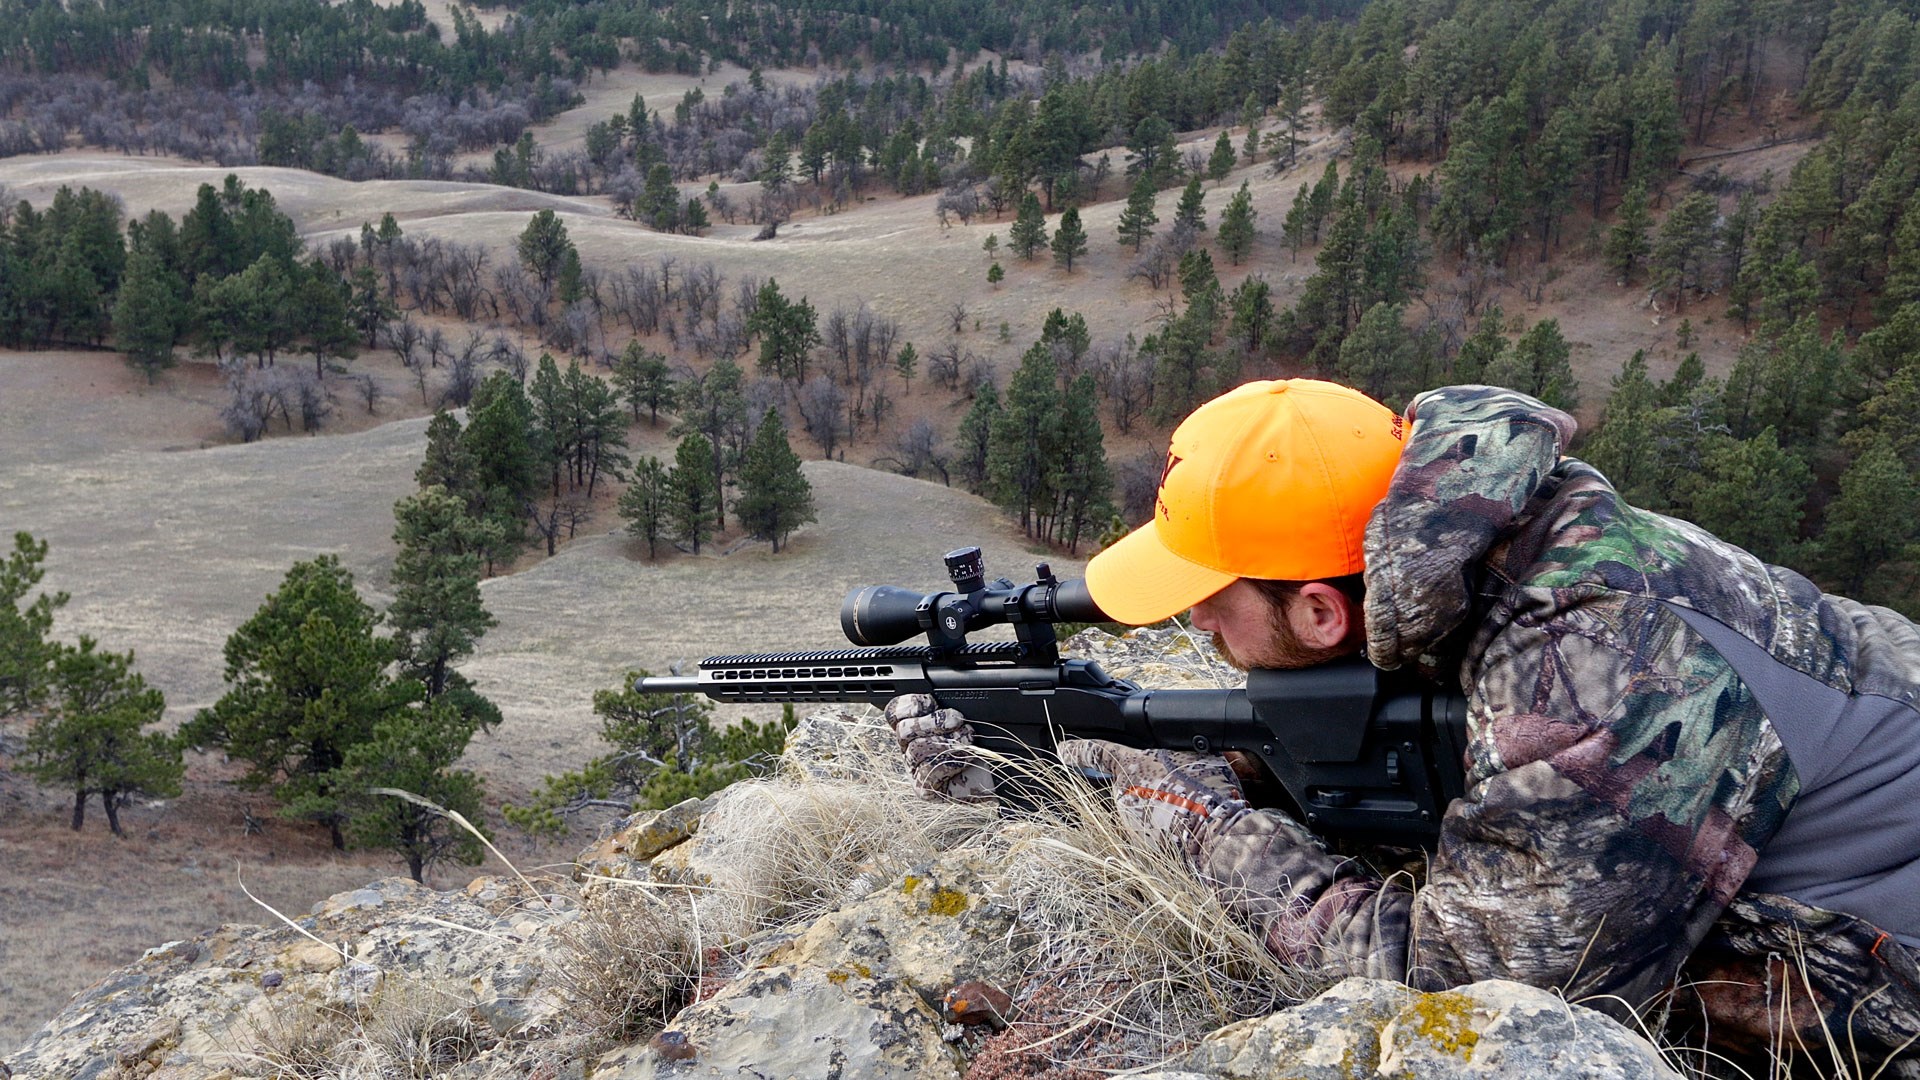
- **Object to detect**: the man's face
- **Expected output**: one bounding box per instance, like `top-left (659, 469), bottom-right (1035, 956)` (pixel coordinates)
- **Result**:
top-left (1188, 579), bottom-right (1349, 670)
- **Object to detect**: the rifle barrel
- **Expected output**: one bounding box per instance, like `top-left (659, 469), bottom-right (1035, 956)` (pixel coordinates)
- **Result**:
top-left (635, 676), bottom-right (701, 694)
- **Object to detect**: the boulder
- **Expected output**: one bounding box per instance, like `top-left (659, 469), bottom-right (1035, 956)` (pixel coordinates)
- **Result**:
top-left (4, 876), bottom-right (579, 1080)
top-left (1175, 977), bottom-right (1680, 1080)
top-left (592, 851), bottom-right (1018, 1080)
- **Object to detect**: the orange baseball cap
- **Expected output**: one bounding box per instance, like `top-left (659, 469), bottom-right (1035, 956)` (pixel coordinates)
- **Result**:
top-left (1086, 379), bottom-right (1406, 625)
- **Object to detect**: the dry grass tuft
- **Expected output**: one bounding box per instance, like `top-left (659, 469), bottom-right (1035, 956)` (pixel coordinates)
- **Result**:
top-left (550, 885), bottom-right (706, 1054)
top-left (972, 751), bottom-right (1319, 1074)
top-left (586, 733), bottom-right (1315, 1075)
top-left (237, 977), bottom-right (488, 1080)
top-left (690, 757), bottom-right (999, 932)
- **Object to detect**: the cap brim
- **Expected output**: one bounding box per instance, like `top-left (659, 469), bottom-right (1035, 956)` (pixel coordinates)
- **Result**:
top-left (1085, 520), bottom-right (1238, 625)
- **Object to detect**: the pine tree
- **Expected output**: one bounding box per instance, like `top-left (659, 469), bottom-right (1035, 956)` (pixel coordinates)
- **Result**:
top-left (1815, 437), bottom-right (1920, 599)
top-left (1208, 131), bottom-right (1237, 184)
top-left (895, 342), bottom-right (918, 393)
top-left (1048, 374), bottom-right (1112, 553)
top-left (1484, 319), bottom-right (1579, 411)
top-left (1, 532), bottom-right (68, 719)
top-left (529, 353), bottom-right (569, 496)
top-left (1227, 276), bottom-right (1274, 352)
top-left (561, 360), bottom-right (630, 497)
top-left (1281, 185), bottom-right (1312, 260)
top-left (1217, 182), bottom-right (1257, 265)
top-left (1307, 161), bottom-right (1340, 241)
top-left (682, 197), bottom-right (710, 234)
top-left (22, 637), bottom-right (182, 836)
top-left (1175, 176), bottom-right (1207, 232)
top-left (416, 410), bottom-right (474, 495)
top-left (988, 342), bottom-right (1061, 535)
top-left (113, 247), bottom-right (180, 382)
top-left (735, 409), bottom-right (816, 552)
top-left (517, 209), bottom-right (575, 291)
top-left (987, 261), bottom-right (1004, 287)
top-left (641, 162), bottom-right (681, 232)
top-left (461, 373), bottom-right (541, 568)
top-left (295, 260), bottom-right (358, 380)
top-left (1453, 305), bottom-right (1509, 383)
top-left (956, 385), bottom-right (1001, 493)
top-left (557, 248), bottom-right (585, 305)
top-left (348, 265), bottom-right (395, 350)
top-left (1337, 302), bottom-right (1417, 406)
top-left (179, 557), bottom-right (410, 849)
top-left (670, 358), bottom-right (750, 529)
top-left (1683, 429), bottom-right (1811, 567)
top-left (617, 456), bottom-right (672, 559)
top-left (1580, 351), bottom-right (1665, 507)
top-left (1050, 207), bottom-right (1089, 271)
top-left (747, 279), bottom-right (821, 385)
top-left (612, 341), bottom-right (675, 424)
top-left (340, 700), bottom-right (487, 882)
top-left (1009, 192), bottom-right (1048, 260)
top-left (1606, 182), bottom-right (1653, 283)
top-left (1651, 191), bottom-right (1720, 312)
top-left (1117, 174), bottom-right (1159, 251)
top-left (388, 487), bottom-right (501, 733)
top-left (667, 434), bottom-right (721, 554)
top-left (1147, 316), bottom-right (1222, 425)
top-left (1723, 315), bottom-right (1842, 450)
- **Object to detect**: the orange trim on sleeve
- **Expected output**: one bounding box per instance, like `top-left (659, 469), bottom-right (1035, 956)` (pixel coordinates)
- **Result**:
top-left (1123, 785), bottom-right (1212, 818)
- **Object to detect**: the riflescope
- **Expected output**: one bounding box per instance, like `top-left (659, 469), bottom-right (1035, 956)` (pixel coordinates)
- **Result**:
top-left (840, 546), bottom-right (1108, 653)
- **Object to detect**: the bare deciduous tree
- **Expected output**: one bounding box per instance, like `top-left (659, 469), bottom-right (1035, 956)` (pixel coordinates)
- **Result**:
top-left (796, 375), bottom-right (848, 459)
top-left (491, 335), bottom-right (530, 383)
top-left (1096, 339), bottom-right (1153, 433)
top-left (356, 372), bottom-right (383, 415)
top-left (877, 417), bottom-right (948, 484)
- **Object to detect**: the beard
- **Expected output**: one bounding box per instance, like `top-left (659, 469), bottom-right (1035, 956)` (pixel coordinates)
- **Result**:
top-left (1210, 601), bottom-right (1351, 671)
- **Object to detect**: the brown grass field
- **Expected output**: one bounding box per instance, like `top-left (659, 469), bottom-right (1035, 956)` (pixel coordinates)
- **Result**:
top-left (0, 78), bottom-right (1815, 1048)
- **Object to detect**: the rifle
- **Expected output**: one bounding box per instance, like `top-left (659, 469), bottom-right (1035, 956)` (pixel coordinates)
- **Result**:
top-left (637, 547), bottom-right (1471, 847)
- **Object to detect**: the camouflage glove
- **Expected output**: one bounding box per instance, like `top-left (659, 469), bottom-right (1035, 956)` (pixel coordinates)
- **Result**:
top-left (1056, 739), bottom-right (1248, 858)
top-left (883, 694), bottom-right (997, 803)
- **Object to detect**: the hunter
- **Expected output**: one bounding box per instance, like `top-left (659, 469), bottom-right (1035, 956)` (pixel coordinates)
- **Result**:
top-left (889, 379), bottom-right (1920, 1073)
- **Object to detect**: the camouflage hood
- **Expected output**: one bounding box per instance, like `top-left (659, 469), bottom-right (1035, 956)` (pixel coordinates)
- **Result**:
top-left (1361, 386), bottom-right (1578, 675)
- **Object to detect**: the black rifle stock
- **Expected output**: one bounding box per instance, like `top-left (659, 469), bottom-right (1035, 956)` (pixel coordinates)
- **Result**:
top-left (635, 548), bottom-right (1472, 847)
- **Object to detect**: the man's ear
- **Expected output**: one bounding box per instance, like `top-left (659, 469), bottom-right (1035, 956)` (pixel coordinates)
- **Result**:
top-left (1289, 582), bottom-right (1356, 649)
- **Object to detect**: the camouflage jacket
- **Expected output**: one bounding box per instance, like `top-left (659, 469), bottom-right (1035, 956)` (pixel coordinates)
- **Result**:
top-left (1192, 385), bottom-right (1920, 1069)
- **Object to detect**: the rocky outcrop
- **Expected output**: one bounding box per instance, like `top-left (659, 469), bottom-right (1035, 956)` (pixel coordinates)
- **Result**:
top-left (4, 630), bottom-right (1686, 1080)
top-left (6, 876), bottom-right (582, 1080)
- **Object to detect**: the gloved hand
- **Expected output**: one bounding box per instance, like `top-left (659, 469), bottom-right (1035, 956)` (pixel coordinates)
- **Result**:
top-left (883, 694), bottom-right (997, 803)
top-left (1057, 739), bottom-right (1248, 857)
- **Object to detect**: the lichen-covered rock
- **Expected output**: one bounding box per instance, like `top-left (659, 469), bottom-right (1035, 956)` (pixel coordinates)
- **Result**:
top-left (591, 852), bottom-right (1018, 1080)
top-left (591, 965), bottom-right (961, 1080)
top-left (778, 707), bottom-right (904, 783)
top-left (1064, 626), bottom-right (1239, 690)
top-left (1377, 980), bottom-right (1680, 1079)
top-left (1172, 977), bottom-right (1679, 1080)
top-left (1183, 978), bottom-right (1421, 1079)
top-left (5, 876), bottom-right (578, 1080)
top-left (575, 795), bottom-right (717, 887)
top-left (575, 709), bottom-right (902, 893)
